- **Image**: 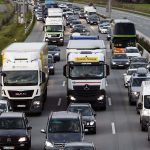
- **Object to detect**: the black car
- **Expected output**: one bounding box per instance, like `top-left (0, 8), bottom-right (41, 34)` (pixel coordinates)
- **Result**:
top-left (48, 45), bottom-right (60, 61)
top-left (66, 16), bottom-right (78, 26)
top-left (71, 27), bottom-right (90, 36)
top-left (0, 112), bottom-right (32, 150)
top-left (89, 17), bottom-right (99, 25)
top-left (67, 103), bottom-right (96, 134)
top-left (41, 111), bottom-right (84, 150)
top-left (64, 142), bottom-right (96, 150)
top-left (48, 54), bottom-right (55, 75)
top-left (110, 53), bottom-right (130, 69)
top-left (79, 12), bottom-right (85, 19)
top-left (70, 20), bottom-right (81, 28)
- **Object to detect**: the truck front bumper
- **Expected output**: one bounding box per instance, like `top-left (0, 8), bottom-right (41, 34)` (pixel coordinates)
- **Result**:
top-left (67, 90), bottom-right (106, 108)
top-left (2, 96), bottom-right (43, 114)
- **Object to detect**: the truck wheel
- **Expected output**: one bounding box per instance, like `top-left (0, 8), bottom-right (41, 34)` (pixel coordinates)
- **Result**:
top-left (141, 123), bottom-right (146, 131)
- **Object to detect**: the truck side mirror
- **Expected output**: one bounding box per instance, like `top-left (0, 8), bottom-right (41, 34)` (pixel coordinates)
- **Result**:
top-left (63, 65), bottom-right (68, 77)
top-left (106, 64), bottom-right (110, 76)
top-left (1, 72), bottom-right (6, 77)
top-left (137, 103), bottom-right (143, 110)
top-left (42, 72), bottom-right (46, 83)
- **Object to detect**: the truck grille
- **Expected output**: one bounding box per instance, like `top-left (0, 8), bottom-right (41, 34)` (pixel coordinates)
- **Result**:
top-left (0, 136), bottom-right (19, 144)
top-left (74, 85), bottom-right (100, 91)
top-left (51, 34), bottom-right (60, 37)
top-left (8, 90), bottom-right (34, 98)
top-left (54, 143), bottom-right (64, 149)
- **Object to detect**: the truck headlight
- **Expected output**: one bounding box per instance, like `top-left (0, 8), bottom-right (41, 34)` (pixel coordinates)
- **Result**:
top-left (45, 141), bottom-right (54, 148)
top-left (112, 62), bottom-right (116, 65)
top-left (33, 101), bottom-right (41, 106)
top-left (54, 53), bottom-right (59, 56)
top-left (45, 38), bottom-right (49, 42)
top-left (97, 95), bottom-right (104, 101)
top-left (18, 137), bottom-right (27, 142)
top-left (70, 96), bottom-right (76, 101)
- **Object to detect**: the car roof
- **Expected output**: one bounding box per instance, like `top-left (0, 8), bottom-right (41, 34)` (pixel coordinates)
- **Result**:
top-left (0, 112), bottom-right (24, 118)
top-left (65, 142), bottom-right (94, 147)
top-left (50, 111), bottom-right (80, 119)
top-left (69, 103), bottom-right (91, 107)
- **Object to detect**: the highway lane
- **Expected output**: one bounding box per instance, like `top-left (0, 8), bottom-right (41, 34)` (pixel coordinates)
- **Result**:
top-left (24, 17), bottom-right (150, 150)
top-left (74, 3), bottom-right (150, 40)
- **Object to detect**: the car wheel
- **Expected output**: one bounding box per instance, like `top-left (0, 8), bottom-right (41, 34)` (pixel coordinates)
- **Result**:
top-left (141, 123), bottom-right (146, 131)
top-left (93, 127), bottom-right (96, 134)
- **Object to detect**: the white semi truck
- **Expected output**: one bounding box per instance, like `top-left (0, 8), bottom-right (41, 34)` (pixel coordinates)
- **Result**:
top-left (1, 42), bottom-right (49, 114)
top-left (63, 51), bottom-right (109, 110)
top-left (44, 17), bottom-right (65, 46)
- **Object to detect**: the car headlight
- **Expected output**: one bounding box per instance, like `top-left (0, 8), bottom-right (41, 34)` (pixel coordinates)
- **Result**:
top-left (90, 121), bottom-right (95, 126)
top-left (33, 101), bottom-right (41, 105)
top-left (126, 62), bottom-right (129, 64)
top-left (97, 95), bottom-right (104, 101)
top-left (18, 137), bottom-right (27, 142)
top-left (70, 96), bottom-right (76, 101)
top-left (45, 38), bottom-right (49, 42)
top-left (112, 62), bottom-right (116, 65)
top-left (45, 141), bottom-right (54, 148)
top-left (50, 66), bottom-right (54, 69)
top-left (132, 92), bottom-right (139, 97)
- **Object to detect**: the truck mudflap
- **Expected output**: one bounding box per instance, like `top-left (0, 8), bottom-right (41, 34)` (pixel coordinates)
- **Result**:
top-left (67, 90), bottom-right (106, 110)
top-left (2, 95), bottom-right (44, 114)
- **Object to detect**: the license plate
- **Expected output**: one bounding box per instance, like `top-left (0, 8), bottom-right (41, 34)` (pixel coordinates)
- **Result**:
top-left (3, 146), bottom-right (14, 149)
top-left (119, 65), bottom-right (123, 66)
top-left (17, 105), bottom-right (26, 108)
top-left (52, 41), bottom-right (56, 42)
top-left (84, 129), bottom-right (88, 132)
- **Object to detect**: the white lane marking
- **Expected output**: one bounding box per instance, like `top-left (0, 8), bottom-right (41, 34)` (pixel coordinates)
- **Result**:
top-left (62, 81), bottom-right (65, 86)
top-left (111, 122), bottom-right (116, 135)
top-left (58, 98), bottom-right (62, 106)
top-left (108, 97), bottom-right (112, 106)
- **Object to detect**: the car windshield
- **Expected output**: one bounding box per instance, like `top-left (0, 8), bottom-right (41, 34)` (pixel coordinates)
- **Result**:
top-left (112, 54), bottom-right (128, 59)
top-left (46, 25), bottom-right (62, 32)
top-left (144, 95), bottom-right (150, 109)
top-left (0, 118), bottom-right (25, 129)
top-left (126, 49), bottom-right (138, 53)
top-left (3, 71), bottom-right (38, 86)
top-left (103, 26), bottom-right (108, 29)
top-left (68, 106), bottom-right (93, 116)
top-left (48, 119), bottom-right (81, 133)
top-left (48, 46), bottom-right (59, 51)
top-left (127, 70), bottom-right (137, 75)
top-left (0, 104), bottom-right (7, 112)
top-left (132, 78), bottom-right (150, 87)
top-left (73, 21), bottom-right (81, 25)
top-left (70, 65), bottom-right (104, 79)
top-left (65, 147), bottom-right (94, 150)
top-left (130, 63), bottom-right (147, 69)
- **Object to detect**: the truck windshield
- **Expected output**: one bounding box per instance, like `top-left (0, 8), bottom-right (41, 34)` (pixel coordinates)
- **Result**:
top-left (46, 25), bottom-right (62, 32)
top-left (132, 78), bottom-right (150, 87)
top-left (3, 71), bottom-right (38, 86)
top-left (144, 95), bottom-right (150, 109)
top-left (0, 118), bottom-right (25, 129)
top-left (48, 119), bottom-right (81, 133)
top-left (70, 65), bottom-right (104, 79)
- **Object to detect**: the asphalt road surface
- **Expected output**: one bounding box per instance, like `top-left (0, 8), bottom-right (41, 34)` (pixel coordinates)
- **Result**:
top-left (23, 15), bottom-right (150, 150)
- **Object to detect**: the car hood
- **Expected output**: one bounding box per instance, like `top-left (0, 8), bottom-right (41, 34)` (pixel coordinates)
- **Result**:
top-left (112, 59), bottom-right (128, 62)
top-left (82, 116), bottom-right (95, 122)
top-left (48, 133), bottom-right (82, 143)
top-left (0, 129), bottom-right (26, 136)
top-left (131, 86), bottom-right (141, 92)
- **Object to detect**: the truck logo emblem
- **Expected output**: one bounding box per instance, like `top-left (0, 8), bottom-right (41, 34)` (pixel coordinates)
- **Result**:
top-left (7, 138), bottom-right (11, 142)
top-left (15, 92), bottom-right (26, 96)
top-left (84, 84), bottom-right (89, 90)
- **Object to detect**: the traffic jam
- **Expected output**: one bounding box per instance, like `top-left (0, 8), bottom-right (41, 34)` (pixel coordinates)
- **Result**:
top-left (0, 0), bottom-right (150, 149)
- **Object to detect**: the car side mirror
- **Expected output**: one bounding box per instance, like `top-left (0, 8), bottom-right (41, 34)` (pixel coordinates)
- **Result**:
top-left (41, 129), bottom-right (46, 134)
top-left (27, 126), bottom-right (32, 130)
top-left (137, 103), bottom-right (143, 110)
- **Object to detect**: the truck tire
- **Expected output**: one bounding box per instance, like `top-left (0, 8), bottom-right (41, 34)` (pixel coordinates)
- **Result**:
top-left (141, 123), bottom-right (146, 131)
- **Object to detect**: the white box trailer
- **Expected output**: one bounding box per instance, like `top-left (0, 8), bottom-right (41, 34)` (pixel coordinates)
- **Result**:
top-left (66, 36), bottom-right (106, 60)
top-left (48, 8), bottom-right (63, 18)
top-left (1, 42), bottom-right (49, 114)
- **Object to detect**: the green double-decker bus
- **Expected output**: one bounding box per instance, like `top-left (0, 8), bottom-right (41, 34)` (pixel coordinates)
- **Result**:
top-left (110, 19), bottom-right (136, 53)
